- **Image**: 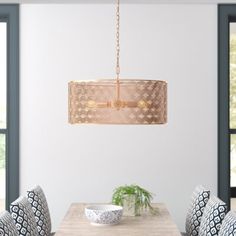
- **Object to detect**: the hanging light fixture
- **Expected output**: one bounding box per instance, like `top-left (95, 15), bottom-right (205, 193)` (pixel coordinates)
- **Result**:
top-left (68, 0), bottom-right (167, 125)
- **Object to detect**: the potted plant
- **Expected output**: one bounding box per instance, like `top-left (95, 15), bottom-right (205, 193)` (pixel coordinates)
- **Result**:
top-left (111, 184), bottom-right (156, 216)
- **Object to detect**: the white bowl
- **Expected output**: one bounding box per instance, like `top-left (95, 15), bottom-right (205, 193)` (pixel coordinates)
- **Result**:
top-left (85, 204), bottom-right (123, 225)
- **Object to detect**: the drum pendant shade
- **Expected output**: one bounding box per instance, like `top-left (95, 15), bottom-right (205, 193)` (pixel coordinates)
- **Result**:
top-left (68, 1), bottom-right (167, 125)
top-left (69, 79), bottom-right (167, 124)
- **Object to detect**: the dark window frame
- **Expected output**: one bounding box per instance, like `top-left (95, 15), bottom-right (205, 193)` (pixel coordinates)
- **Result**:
top-left (0, 4), bottom-right (19, 209)
top-left (217, 4), bottom-right (236, 208)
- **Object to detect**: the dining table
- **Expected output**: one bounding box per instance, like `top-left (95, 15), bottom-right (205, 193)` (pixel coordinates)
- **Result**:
top-left (54, 203), bottom-right (182, 236)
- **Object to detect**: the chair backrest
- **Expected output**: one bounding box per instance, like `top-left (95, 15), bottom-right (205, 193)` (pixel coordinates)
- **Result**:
top-left (218, 211), bottom-right (236, 236)
top-left (10, 196), bottom-right (38, 236)
top-left (198, 196), bottom-right (227, 236)
top-left (27, 185), bottom-right (51, 235)
top-left (185, 185), bottom-right (210, 236)
top-left (0, 210), bottom-right (19, 236)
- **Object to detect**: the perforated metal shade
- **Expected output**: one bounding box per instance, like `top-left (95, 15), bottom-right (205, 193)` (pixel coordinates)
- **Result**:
top-left (68, 79), bottom-right (167, 124)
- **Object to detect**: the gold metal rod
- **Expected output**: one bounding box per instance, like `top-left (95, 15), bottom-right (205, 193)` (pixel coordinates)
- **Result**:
top-left (116, 80), bottom-right (120, 102)
top-left (86, 100), bottom-right (150, 109)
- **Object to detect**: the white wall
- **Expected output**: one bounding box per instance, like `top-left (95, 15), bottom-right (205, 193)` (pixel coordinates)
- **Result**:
top-left (20, 4), bottom-right (217, 231)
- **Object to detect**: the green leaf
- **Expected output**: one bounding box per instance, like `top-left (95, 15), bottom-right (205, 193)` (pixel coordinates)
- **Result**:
top-left (111, 184), bottom-right (155, 216)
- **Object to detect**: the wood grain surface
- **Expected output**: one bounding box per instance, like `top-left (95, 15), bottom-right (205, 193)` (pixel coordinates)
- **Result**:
top-left (55, 203), bottom-right (181, 236)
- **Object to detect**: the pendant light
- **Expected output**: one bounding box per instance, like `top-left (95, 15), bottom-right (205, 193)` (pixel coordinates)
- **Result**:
top-left (68, 0), bottom-right (167, 125)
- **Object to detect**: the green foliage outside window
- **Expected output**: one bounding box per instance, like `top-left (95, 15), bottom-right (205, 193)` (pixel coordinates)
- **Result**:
top-left (0, 106), bottom-right (6, 128)
top-left (0, 135), bottom-right (5, 169)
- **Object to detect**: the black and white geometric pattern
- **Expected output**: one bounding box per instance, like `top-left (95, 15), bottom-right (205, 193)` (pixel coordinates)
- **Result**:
top-left (85, 205), bottom-right (123, 225)
top-left (0, 210), bottom-right (19, 236)
top-left (198, 196), bottom-right (227, 236)
top-left (218, 211), bottom-right (236, 236)
top-left (10, 196), bottom-right (38, 236)
top-left (185, 185), bottom-right (210, 236)
top-left (27, 186), bottom-right (52, 236)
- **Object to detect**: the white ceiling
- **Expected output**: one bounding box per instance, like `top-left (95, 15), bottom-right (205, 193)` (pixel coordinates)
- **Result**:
top-left (1, 0), bottom-right (236, 4)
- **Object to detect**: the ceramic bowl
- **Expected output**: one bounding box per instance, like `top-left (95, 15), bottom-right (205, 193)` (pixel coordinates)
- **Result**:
top-left (85, 204), bottom-right (123, 225)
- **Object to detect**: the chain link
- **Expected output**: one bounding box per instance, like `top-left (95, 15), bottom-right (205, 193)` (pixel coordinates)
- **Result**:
top-left (116, 0), bottom-right (120, 81)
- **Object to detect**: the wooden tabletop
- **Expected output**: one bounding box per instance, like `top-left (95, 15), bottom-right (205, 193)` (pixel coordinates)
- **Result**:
top-left (55, 203), bottom-right (181, 236)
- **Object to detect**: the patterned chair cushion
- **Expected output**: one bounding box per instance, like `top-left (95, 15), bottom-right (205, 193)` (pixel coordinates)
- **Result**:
top-left (10, 196), bottom-right (38, 236)
top-left (27, 186), bottom-right (52, 236)
top-left (198, 196), bottom-right (227, 236)
top-left (0, 211), bottom-right (19, 236)
top-left (185, 185), bottom-right (210, 236)
top-left (218, 211), bottom-right (236, 236)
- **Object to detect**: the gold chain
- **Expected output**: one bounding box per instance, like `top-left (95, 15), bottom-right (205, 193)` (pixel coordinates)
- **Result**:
top-left (116, 0), bottom-right (120, 80)
top-left (115, 0), bottom-right (120, 102)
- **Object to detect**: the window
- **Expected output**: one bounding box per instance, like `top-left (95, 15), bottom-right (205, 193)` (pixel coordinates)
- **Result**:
top-left (0, 20), bottom-right (7, 211)
top-left (0, 5), bottom-right (19, 210)
top-left (230, 24), bottom-right (236, 199)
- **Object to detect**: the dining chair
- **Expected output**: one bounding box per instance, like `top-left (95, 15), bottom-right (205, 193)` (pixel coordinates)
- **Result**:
top-left (218, 211), bottom-right (236, 236)
top-left (198, 196), bottom-right (227, 236)
top-left (10, 196), bottom-right (38, 236)
top-left (184, 185), bottom-right (210, 236)
top-left (0, 210), bottom-right (19, 236)
top-left (27, 185), bottom-right (53, 236)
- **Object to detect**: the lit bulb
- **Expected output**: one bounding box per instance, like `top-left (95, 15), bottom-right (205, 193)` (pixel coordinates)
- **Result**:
top-left (87, 100), bottom-right (97, 108)
top-left (138, 100), bottom-right (148, 108)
